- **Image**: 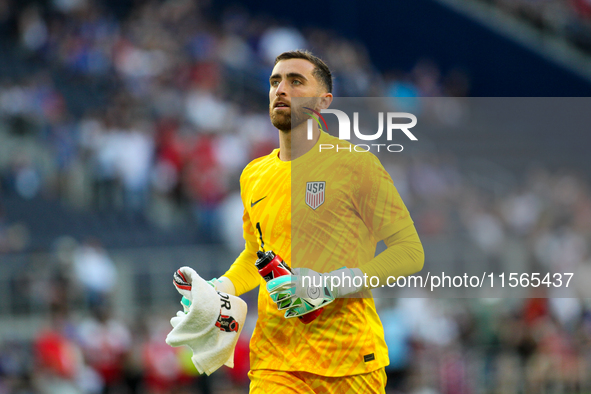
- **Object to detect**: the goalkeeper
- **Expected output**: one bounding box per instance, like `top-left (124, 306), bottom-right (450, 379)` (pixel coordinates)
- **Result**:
top-left (185, 50), bottom-right (424, 393)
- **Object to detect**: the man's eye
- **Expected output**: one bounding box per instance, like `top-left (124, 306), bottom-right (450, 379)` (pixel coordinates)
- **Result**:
top-left (271, 81), bottom-right (279, 87)
top-left (293, 80), bottom-right (302, 85)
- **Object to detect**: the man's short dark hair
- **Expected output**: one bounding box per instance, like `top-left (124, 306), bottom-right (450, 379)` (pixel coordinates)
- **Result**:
top-left (274, 50), bottom-right (332, 93)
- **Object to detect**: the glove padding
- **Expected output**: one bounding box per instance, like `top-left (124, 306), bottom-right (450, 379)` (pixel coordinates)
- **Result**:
top-left (173, 267), bottom-right (219, 313)
top-left (267, 267), bottom-right (363, 319)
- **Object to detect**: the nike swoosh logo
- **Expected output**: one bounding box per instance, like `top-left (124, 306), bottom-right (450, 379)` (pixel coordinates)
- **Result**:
top-left (250, 196), bottom-right (267, 208)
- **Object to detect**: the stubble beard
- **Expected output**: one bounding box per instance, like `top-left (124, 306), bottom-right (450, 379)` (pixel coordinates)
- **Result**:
top-left (269, 110), bottom-right (293, 133)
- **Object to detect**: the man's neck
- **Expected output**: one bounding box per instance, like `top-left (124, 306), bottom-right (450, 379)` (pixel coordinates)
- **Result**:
top-left (278, 122), bottom-right (320, 161)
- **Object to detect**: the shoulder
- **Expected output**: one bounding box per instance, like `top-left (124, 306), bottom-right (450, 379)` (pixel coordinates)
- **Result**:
top-left (319, 133), bottom-right (383, 170)
top-left (240, 149), bottom-right (279, 183)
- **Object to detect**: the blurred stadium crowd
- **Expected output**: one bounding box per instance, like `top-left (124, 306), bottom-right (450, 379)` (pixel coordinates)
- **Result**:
top-left (0, 0), bottom-right (471, 253)
top-left (377, 155), bottom-right (591, 393)
top-left (478, 0), bottom-right (591, 53)
top-left (1, 1), bottom-right (591, 394)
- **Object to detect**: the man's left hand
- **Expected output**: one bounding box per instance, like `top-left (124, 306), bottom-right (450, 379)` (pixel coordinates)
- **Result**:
top-left (266, 267), bottom-right (363, 319)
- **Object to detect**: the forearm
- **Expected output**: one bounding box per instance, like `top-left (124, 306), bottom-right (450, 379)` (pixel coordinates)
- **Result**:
top-left (221, 242), bottom-right (261, 296)
top-left (267, 226), bottom-right (423, 315)
top-left (358, 224), bottom-right (424, 288)
top-left (304, 225), bottom-right (424, 298)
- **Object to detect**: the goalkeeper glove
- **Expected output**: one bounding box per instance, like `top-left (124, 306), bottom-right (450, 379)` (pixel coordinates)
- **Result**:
top-left (267, 267), bottom-right (364, 319)
top-left (173, 267), bottom-right (235, 313)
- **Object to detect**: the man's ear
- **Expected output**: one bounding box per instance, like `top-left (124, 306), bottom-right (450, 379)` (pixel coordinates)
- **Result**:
top-left (318, 93), bottom-right (333, 110)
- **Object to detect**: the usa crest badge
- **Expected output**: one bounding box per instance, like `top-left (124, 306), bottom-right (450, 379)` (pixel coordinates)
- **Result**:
top-left (306, 181), bottom-right (325, 210)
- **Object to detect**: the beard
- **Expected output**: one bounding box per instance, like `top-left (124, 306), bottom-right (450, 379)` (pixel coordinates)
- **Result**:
top-left (269, 109), bottom-right (293, 132)
top-left (269, 97), bottom-right (320, 133)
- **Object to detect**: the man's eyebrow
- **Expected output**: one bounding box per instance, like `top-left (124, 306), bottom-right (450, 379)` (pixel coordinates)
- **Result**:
top-left (286, 72), bottom-right (308, 81)
top-left (269, 73), bottom-right (309, 81)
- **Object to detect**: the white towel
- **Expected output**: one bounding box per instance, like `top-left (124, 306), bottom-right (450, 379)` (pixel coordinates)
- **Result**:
top-left (166, 267), bottom-right (247, 375)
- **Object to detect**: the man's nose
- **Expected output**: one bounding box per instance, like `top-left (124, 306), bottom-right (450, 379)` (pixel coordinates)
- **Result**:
top-left (275, 80), bottom-right (288, 96)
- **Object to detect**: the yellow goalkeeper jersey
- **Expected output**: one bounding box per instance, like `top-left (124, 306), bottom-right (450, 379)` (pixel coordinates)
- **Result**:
top-left (224, 130), bottom-right (414, 377)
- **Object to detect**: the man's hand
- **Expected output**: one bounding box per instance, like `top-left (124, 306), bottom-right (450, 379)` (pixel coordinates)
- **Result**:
top-left (266, 269), bottom-right (335, 319)
top-left (266, 267), bottom-right (364, 319)
top-left (173, 268), bottom-right (194, 313)
top-left (173, 267), bottom-right (233, 313)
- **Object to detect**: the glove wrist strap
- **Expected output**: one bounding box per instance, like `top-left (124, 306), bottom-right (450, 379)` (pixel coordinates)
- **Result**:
top-left (329, 267), bottom-right (365, 298)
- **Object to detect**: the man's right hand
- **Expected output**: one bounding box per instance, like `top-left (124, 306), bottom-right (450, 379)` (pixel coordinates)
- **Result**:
top-left (173, 267), bottom-right (197, 313)
top-left (173, 267), bottom-right (193, 298)
top-left (173, 267), bottom-right (236, 313)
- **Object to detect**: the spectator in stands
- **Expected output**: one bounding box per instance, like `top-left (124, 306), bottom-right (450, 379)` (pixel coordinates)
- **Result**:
top-left (72, 238), bottom-right (116, 309)
top-left (77, 305), bottom-right (131, 394)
